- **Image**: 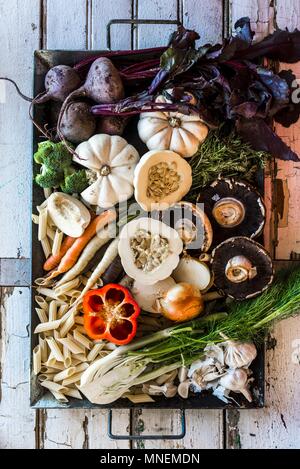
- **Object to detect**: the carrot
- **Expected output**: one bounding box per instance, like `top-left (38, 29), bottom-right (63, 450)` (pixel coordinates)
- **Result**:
top-left (46, 210), bottom-right (116, 280)
top-left (43, 236), bottom-right (76, 271)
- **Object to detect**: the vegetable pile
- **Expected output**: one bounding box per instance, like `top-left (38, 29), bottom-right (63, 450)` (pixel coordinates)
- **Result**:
top-left (27, 18), bottom-right (300, 406)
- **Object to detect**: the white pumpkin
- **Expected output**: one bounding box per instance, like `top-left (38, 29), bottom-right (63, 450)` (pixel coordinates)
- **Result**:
top-left (74, 134), bottom-right (139, 208)
top-left (118, 218), bottom-right (183, 285)
top-left (134, 150), bottom-right (192, 211)
top-left (138, 94), bottom-right (208, 158)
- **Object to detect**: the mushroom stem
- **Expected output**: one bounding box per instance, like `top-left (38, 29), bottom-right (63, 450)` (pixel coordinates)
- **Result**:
top-left (212, 197), bottom-right (245, 228)
top-left (225, 255), bottom-right (257, 283)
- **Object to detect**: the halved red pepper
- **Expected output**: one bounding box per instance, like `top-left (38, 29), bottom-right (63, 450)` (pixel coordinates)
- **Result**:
top-left (83, 284), bottom-right (140, 345)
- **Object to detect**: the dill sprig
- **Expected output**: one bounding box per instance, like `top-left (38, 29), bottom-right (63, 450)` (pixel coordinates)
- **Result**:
top-left (187, 130), bottom-right (269, 202)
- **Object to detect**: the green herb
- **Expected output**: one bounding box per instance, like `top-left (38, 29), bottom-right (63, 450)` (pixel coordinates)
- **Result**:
top-left (79, 268), bottom-right (300, 404)
top-left (187, 130), bottom-right (269, 202)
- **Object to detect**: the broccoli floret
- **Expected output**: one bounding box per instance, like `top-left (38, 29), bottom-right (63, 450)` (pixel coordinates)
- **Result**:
top-left (33, 140), bottom-right (74, 190)
top-left (34, 141), bottom-right (55, 164)
top-left (35, 170), bottom-right (64, 188)
top-left (61, 169), bottom-right (89, 194)
top-left (43, 148), bottom-right (73, 172)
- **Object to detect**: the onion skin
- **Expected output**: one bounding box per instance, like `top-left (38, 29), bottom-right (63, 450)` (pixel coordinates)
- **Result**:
top-left (159, 282), bottom-right (204, 322)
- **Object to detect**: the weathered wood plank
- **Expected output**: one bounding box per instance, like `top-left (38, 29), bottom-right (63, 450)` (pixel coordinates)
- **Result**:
top-left (0, 0), bottom-right (40, 259)
top-left (182, 0), bottom-right (223, 43)
top-left (91, 0), bottom-right (132, 50)
top-left (0, 258), bottom-right (30, 287)
top-left (274, 3), bottom-right (300, 259)
top-left (132, 409), bottom-right (223, 449)
top-left (46, 0), bottom-right (88, 49)
top-left (0, 287), bottom-right (36, 448)
top-left (135, 0), bottom-right (179, 49)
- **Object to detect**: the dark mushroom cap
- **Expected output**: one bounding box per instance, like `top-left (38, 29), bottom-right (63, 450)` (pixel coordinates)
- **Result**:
top-left (198, 178), bottom-right (266, 247)
top-left (211, 236), bottom-right (274, 300)
top-left (158, 201), bottom-right (213, 256)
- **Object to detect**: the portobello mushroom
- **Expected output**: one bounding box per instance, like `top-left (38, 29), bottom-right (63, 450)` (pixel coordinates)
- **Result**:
top-left (211, 237), bottom-right (273, 300)
top-left (158, 201), bottom-right (213, 256)
top-left (198, 178), bottom-right (266, 247)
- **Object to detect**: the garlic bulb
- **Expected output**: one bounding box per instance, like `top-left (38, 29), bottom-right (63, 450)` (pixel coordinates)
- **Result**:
top-left (224, 340), bottom-right (257, 369)
top-left (188, 357), bottom-right (225, 391)
top-left (158, 282), bottom-right (204, 322)
top-left (219, 368), bottom-right (252, 402)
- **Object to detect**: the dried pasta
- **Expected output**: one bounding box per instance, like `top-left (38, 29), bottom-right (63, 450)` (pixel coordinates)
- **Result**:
top-left (38, 207), bottom-right (48, 241)
top-left (33, 345), bottom-right (42, 375)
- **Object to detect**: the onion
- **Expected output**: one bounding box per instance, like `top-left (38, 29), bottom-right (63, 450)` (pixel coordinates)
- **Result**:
top-left (158, 282), bottom-right (204, 322)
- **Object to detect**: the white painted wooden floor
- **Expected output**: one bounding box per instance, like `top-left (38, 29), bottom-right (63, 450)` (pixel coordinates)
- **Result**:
top-left (0, 0), bottom-right (300, 449)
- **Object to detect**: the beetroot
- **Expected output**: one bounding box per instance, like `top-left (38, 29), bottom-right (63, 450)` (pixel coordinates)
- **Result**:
top-left (35, 65), bottom-right (81, 104)
top-left (60, 101), bottom-right (97, 144)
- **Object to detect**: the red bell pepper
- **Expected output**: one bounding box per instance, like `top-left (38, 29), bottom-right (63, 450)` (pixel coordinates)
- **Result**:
top-left (83, 283), bottom-right (140, 345)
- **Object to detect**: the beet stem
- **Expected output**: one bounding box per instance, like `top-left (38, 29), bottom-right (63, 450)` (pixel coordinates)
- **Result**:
top-left (0, 77), bottom-right (32, 102)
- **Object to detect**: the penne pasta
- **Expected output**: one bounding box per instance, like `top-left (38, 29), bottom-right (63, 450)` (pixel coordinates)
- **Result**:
top-left (71, 358), bottom-right (85, 366)
top-left (33, 345), bottom-right (42, 375)
top-left (34, 319), bottom-right (61, 334)
top-left (63, 345), bottom-right (72, 368)
top-left (46, 225), bottom-right (56, 241)
top-left (73, 353), bottom-right (87, 363)
top-left (35, 307), bottom-right (48, 324)
top-left (54, 278), bottom-right (81, 296)
top-left (39, 337), bottom-right (48, 363)
top-left (36, 287), bottom-right (67, 302)
top-left (75, 315), bottom-right (84, 325)
top-left (74, 363), bottom-right (89, 374)
top-left (49, 300), bottom-right (57, 321)
top-left (65, 289), bottom-right (82, 298)
top-left (53, 367), bottom-right (77, 383)
top-left (38, 373), bottom-right (56, 383)
top-left (59, 312), bottom-right (75, 338)
top-left (73, 328), bottom-right (91, 350)
top-left (50, 390), bottom-right (69, 403)
top-left (52, 229), bottom-right (63, 256)
top-left (35, 277), bottom-right (55, 287)
top-left (62, 371), bottom-right (85, 386)
top-left (41, 237), bottom-right (52, 259)
top-left (87, 342), bottom-right (105, 362)
top-left (63, 388), bottom-right (82, 400)
top-left (58, 336), bottom-right (85, 355)
top-left (46, 337), bottom-right (64, 362)
top-left (44, 359), bottom-right (65, 371)
top-left (40, 380), bottom-right (67, 393)
top-left (35, 295), bottom-right (49, 310)
top-left (38, 207), bottom-right (48, 241)
top-left (74, 325), bottom-right (87, 335)
top-left (70, 295), bottom-right (81, 306)
top-left (57, 303), bottom-right (69, 319)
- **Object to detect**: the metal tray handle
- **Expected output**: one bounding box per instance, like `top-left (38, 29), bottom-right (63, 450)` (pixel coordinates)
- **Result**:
top-left (107, 19), bottom-right (182, 50)
top-left (108, 409), bottom-right (186, 440)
